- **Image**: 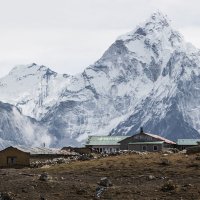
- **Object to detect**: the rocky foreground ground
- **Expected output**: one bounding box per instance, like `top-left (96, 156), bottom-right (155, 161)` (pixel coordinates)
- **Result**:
top-left (0, 152), bottom-right (200, 200)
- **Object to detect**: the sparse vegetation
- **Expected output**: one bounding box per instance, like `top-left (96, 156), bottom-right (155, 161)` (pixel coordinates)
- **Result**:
top-left (0, 153), bottom-right (200, 199)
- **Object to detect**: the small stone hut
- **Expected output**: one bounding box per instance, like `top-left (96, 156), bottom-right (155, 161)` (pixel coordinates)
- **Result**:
top-left (0, 146), bottom-right (30, 168)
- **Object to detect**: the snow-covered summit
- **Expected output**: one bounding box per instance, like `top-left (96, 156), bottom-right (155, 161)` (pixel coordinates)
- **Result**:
top-left (0, 63), bottom-right (71, 119)
top-left (118, 11), bottom-right (171, 39)
top-left (118, 11), bottom-right (184, 58)
top-left (147, 11), bottom-right (170, 28)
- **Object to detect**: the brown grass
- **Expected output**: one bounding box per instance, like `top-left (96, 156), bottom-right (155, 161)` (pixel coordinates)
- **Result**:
top-left (1, 153), bottom-right (200, 199)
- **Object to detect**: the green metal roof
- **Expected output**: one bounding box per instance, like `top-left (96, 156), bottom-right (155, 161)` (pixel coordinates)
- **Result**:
top-left (177, 139), bottom-right (200, 146)
top-left (86, 136), bottom-right (128, 146)
top-left (128, 141), bottom-right (164, 145)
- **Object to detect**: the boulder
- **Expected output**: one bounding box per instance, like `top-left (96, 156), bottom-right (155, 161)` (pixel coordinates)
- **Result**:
top-left (147, 175), bottom-right (156, 180)
top-left (161, 180), bottom-right (177, 192)
top-left (39, 172), bottom-right (52, 181)
top-left (95, 186), bottom-right (106, 198)
top-left (160, 158), bottom-right (170, 166)
top-left (99, 177), bottom-right (112, 187)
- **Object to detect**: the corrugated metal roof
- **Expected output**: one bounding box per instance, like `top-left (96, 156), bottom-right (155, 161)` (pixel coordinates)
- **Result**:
top-left (0, 146), bottom-right (30, 154)
top-left (128, 141), bottom-right (164, 145)
top-left (177, 139), bottom-right (200, 146)
top-left (13, 146), bottom-right (67, 155)
top-left (86, 136), bottom-right (128, 146)
top-left (118, 132), bottom-right (176, 144)
top-left (145, 133), bottom-right (176, 144)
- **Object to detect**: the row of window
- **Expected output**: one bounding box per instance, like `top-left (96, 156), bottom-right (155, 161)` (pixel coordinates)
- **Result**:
top-left (93, 147), bottom-right (119, 153)
top-left (142, 145), bottom-right (158, 151)
top-left (93, 145), bottom-right (158, 152)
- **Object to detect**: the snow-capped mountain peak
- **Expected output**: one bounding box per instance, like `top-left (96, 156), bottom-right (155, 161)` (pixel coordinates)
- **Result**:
top-left (0, 63), bottom-right (71, 119)
top-left (149, 11), bottom-right (170, 27)
top-left (8, 63), bottom-right (57, 79)
top-left (0, 12), bottom-right (200, 148)
top-left (118, 11), bottom-right (184, 52)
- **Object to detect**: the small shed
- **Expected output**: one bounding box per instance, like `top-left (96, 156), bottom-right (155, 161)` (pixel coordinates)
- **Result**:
top-left (0, 146), bottom-right (30, 168)
top-left (177, 139), bottom-right (200, 150)
top-left (85, 136), bottom-right (128, 153)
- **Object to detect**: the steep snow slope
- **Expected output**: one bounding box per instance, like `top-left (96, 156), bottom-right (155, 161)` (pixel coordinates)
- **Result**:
top-left (110, 36), bottom-right (200, 140)
top-left (41, 12), bottom-right (200, 144)
top-left (0, 101), bottom-right (52, 149)
top-left (0, 11), bottom-right (200, 146)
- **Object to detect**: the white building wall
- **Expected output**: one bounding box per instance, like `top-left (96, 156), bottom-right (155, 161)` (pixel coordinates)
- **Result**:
top-left (92, 145), bottom-right (120, 153)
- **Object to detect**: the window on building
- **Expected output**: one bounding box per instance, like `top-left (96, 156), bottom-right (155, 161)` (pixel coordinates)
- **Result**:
top-left (99, 148), bottom-right (102, 153)
top-left (7, 157), bottom-right (17, 165)
top-left (142, 146), bottom-right (147, 151)
top-left (153, 145), bottom-right (158, 151)
top-left (93, 148), bottom-right (97, 152)
top-left (110, 148), bottom-right (112, 152)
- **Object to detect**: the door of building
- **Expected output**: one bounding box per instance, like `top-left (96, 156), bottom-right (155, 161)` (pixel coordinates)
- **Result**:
top-left (7, 157), bottom-right (17, 166)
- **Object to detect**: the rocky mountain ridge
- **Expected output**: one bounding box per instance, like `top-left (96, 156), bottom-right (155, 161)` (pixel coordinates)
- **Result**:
top-left (0, 11), bottom-right (200, 147)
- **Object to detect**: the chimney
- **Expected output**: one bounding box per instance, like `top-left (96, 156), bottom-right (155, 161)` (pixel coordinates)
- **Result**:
top-left (140, 127), bottom-right (144, 134)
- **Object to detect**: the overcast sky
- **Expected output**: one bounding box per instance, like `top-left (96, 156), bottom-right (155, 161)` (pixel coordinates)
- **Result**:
top-left (0, 0), bottom-right (200, 77)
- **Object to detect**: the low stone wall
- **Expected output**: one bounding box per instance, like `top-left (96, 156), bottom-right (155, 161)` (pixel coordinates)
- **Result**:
top-left (186, 146), bottom-right (200, 154)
